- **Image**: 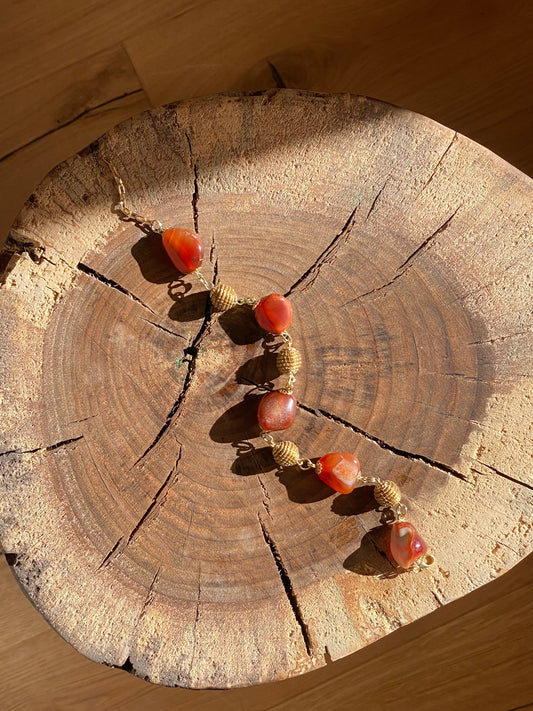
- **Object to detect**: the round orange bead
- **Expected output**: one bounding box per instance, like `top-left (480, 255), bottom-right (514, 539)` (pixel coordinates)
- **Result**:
top-left (254, 293), bottom-right (292, 334)
top-left (317, 452), bottom-right (360, 494)
top-left (257, 390), bottom-right (296, 431)
top-left (162, 227), bottom-right (204, 274)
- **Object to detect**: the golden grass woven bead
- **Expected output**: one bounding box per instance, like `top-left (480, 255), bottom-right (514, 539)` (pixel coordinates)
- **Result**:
top-left (276, 347), bottom-right (302, 374)
top-left (272, 440), bottom-right (300, 467)
top-left (210, 283), bottom-right (238, 311)
top-left (374, 480), bottom-right (402, 507)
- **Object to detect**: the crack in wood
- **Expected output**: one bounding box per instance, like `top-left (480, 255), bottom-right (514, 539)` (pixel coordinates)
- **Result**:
top-left (97, 536), bottom-right (124, 571)
top-left (346, 205), bottom-right (461, 303)
top-left (139, 317), bottom-right (187, 339)
top-left (184, 130), bottom-right (199, 232)
top-left (98, 447), bottom-right (182, 570)
top-left (430, 588), bottom-right (444, 607)
top-left (69, 414), bottom-right (97, 424)
top-left (285, 204), bottom-right (358, 297)
top-left (257, 512), bottom-right (312, 655)
top-left (138, 565), bottom-right (161, 623)
top-left (417, 132), bottom-right (458, 196)
top-left (131, 144), bottom-right (217, 469)
top-left (468, 330), bottom-right (532, 346)
top-left (310, 404), bottom-right (532, 491)
top-left (247, 443), bottom-right (274, 518)
top-left (297, 401), bottom-right (469, 481)
top-left (77, 262), bottom-right (157, 316)
top-left (396, 205), bottom-right (461, 271)
top-left (0, 435), bottom-right (83, 458)
top-left (257, 473), bottom-right (273, 519)
top-left (241, 375), bottom-right (472, 484)
top-left (2, 233), bottom-right (48, 264)
top-left (493, 538), bottom-right (519, 555)
top-left (132, 293), bottom-right (213, 468)
top-left (1, 233), bottom-right (57, 285)
top-left (366, 179), bottom-right (389, 220)
top-left (267, 61), bottom-right (287, 88)
top-left (471, 462), bottom-right (533, 492)
top-left (119, 657), bottom-right (134, 672)
top-left (0, 89), bottom-right (144, 164)
top-left (209, 231), bottom-right (217, 268)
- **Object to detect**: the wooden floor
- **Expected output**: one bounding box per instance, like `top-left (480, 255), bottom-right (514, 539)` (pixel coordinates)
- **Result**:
top-left (1, 0), bottom-right (533, 708)
top-left (2, 553), bottom-right (533, 710)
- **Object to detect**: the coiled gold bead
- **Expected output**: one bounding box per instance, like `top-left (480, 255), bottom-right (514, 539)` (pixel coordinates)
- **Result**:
top-left (272, 440), bottom-right (300, 467)
top-left (210, 283), bottom-right (238, 311)
top-left (276, 347), bottom-right (302, 374)
top-left (374, 480), bottom-right (402, 507)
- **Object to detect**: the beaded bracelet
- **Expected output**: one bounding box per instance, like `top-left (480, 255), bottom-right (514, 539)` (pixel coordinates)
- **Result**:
top-left (103, 158), bottom-right (434, 574)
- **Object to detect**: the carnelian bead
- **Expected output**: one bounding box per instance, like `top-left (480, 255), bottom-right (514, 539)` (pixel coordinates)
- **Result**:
top-left (257, 390), bottom-right (296, 431)
top-left (254, 293), bottom-right (292, 334)
top-left (162, 227), bottom-right (204, 274)
top-left (317, 452), bottom-right (360, 494)
top-left (388, 521), bottom-right (427, 569)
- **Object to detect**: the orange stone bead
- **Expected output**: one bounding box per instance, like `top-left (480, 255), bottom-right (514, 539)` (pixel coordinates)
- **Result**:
top-left (317, 452), bottom-right (360, 494)
top-left (257, 390), bottom-right (297, 431)
top-left (254, 293), bottom-right (293, 334)
top-left (162, 227), bottom-right (204, 274)
top-left (388, 521), bottom-right (427, 569)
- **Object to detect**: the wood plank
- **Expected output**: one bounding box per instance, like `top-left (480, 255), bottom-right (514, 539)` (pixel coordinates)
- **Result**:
top-left (0, 90), bottom-right (151, 248)
top-left (124, 0), bottom-right (533, 175)
top-left (123, 0), bottom-right (401, 104)
top-left (1, 552), bottom-right (532, 710)
top-left (0, 44), bottom-right (141, 159)
top-left (0, 0), bottom-right (200, 96)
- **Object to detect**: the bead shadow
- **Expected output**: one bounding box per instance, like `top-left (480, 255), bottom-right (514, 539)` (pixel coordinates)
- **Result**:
top-left (230, 441), bottom-right (277, 476)
top-left (276, 464), bottom-right (335, 504)
top-left (168, 282), bottom-right (208, 322)
top-left (218, 305), bottom-right (265, 345)
top-left (209, 392), bottom-right (263, 443)
top-left (331, 485), bottom-right (379, 517)
top-left (131, 232), bottom-right (175, 284)
top-left (343, 524), bottom-right (399, 577)
top-left (130, 233), bottom-right (210, 322)
top-left (236, 352), bottom-right (279, 387)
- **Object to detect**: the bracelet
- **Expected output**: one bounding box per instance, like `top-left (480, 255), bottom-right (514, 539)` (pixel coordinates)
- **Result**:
top-left (103, 157), bottom-right (434, 574)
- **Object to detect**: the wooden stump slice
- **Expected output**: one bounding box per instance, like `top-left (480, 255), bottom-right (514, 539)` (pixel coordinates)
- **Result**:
top-left (0, 90), bottom-right (532, 688)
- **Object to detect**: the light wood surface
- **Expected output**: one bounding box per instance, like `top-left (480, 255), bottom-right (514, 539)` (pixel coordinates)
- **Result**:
top-left (1, 0), bottom-right (533, 708)
top-left (1, 89), bottom-right (533, 697)
top-left (1, 551), bottom-right (532, 710)
top-left (2, 0), bottom-right (533, 249)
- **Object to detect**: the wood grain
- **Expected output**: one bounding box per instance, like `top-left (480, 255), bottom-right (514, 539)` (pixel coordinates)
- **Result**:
top-left (0, 0), bottom-right (199, 96)
top-left (0, 89), bottom-right (151, 265)
top-left (1, 0), bottom-right (533, 249)
top-left (0, 45), bottom-right (143, 160)
top-left (123, 0), bottom-right (533, 175)
top-left (1, 91), bottom-right (532, 690)
top-left (1, 551), bottom-right (532, 710)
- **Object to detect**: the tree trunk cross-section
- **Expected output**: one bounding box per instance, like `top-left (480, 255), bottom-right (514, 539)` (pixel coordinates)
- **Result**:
top-left (0, 90), bottom-right (532, 688)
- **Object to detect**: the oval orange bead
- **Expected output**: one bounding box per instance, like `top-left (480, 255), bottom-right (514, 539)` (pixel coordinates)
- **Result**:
top-left (254, 293), bottom-right (292, 334)
top-left (388, 521), bottom-right (427, 569)
top-left (162, 227), bottom-right (204, 274)
top-left (257, 390), bottom-right (296, 431)
top-left (317, 452), bottom-right (360, 494)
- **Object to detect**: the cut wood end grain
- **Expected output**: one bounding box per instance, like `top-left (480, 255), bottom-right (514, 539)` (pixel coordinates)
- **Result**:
top-left (0, 90), bottom-right (532, 688)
